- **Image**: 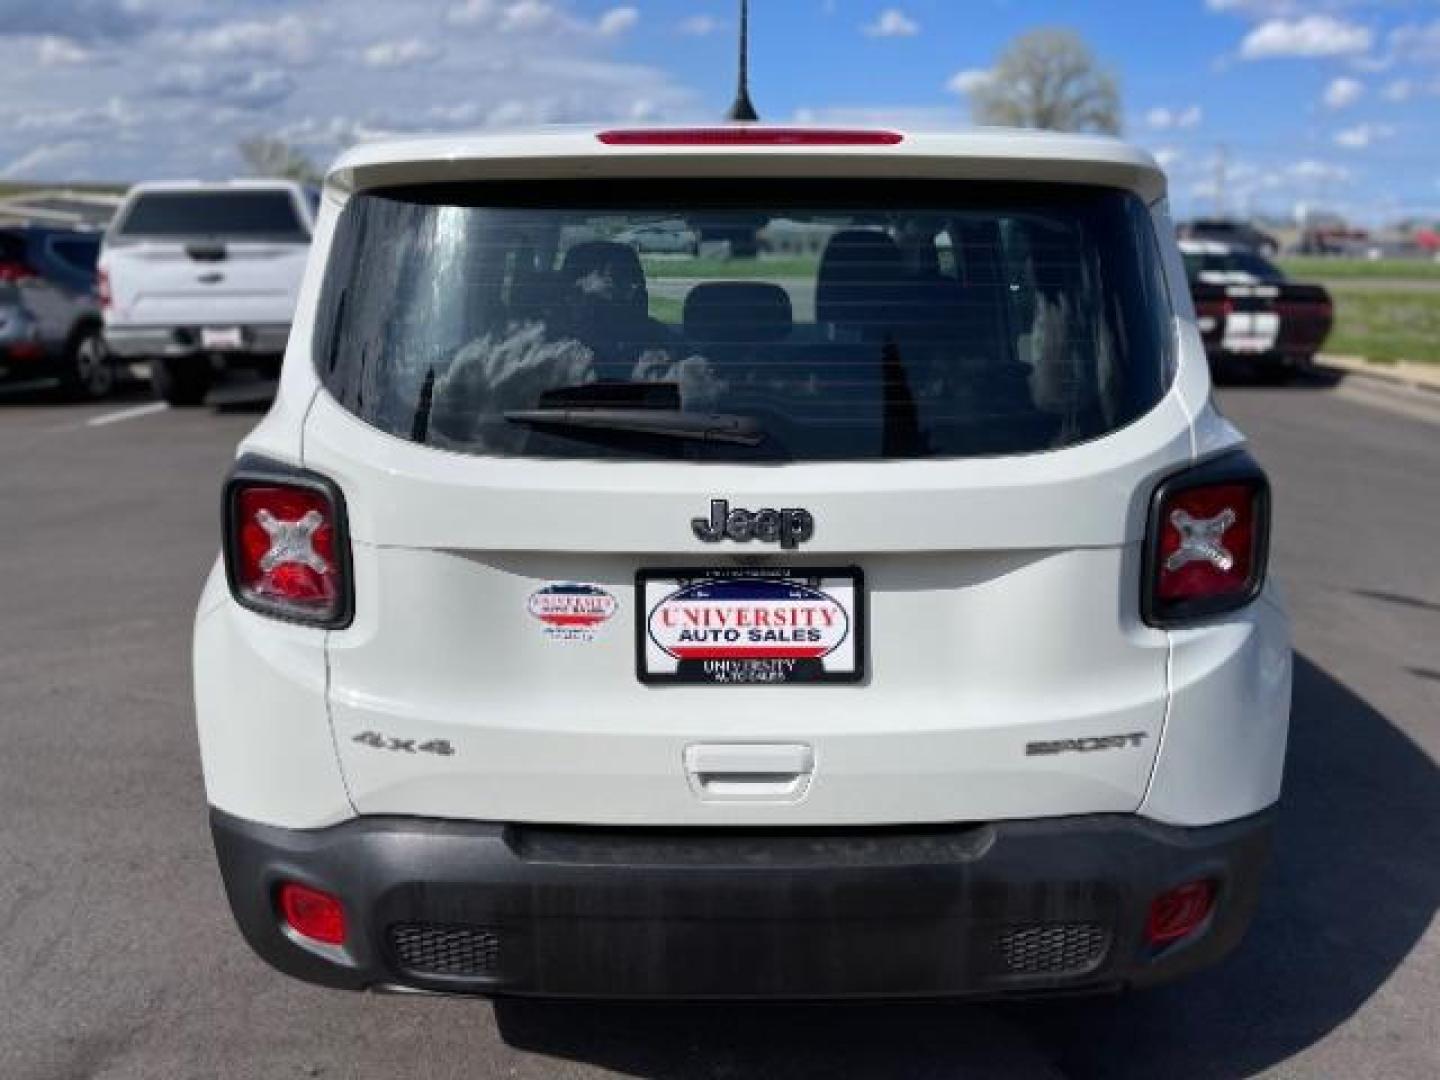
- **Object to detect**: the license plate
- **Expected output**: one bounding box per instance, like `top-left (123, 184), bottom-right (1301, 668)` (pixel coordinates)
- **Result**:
top-left (637, 567), bottom-right (864, 685)
top-left (201, 327), bottom-right (245, 351)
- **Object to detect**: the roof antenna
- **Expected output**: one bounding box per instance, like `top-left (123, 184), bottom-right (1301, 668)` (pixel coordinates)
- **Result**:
top-left (725, 0), bottom-right (760, 122)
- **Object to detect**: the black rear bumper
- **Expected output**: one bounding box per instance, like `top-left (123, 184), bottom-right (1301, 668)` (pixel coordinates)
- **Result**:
top-left (211, 808), bottom-right (1273, 1000)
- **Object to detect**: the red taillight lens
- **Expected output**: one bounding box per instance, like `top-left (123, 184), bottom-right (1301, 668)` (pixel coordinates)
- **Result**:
top-left (224, 464), bottom-right (351, 627)
top-left (1144, 454), bottom-right (1269, 627)
top-left (278, 882), bottom-right (347, 946)
top-left (97, 267), bottom-right (111, 309)
top-left (0, 260), bottom-right (36, 283)
top-left (1146, 880), bottom-right (1216, 945)
top-left (598, 127), bottom-right (904, 146)
top-left (1155, 483), bottom-right (1257, 602)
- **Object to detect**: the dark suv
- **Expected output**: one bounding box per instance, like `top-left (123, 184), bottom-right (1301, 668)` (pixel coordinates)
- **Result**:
top-left (0, 226), bottom-right (113, 399)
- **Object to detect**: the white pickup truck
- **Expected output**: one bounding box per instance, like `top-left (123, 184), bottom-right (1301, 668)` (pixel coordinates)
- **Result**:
top-left (100, 180), bottom-right (315, 406)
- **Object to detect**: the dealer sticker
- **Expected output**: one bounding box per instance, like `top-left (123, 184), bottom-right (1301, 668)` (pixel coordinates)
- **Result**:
top-left (638, 568), bottom-right (864, 685)
top-left (528, 583), bottom-right (617, 642)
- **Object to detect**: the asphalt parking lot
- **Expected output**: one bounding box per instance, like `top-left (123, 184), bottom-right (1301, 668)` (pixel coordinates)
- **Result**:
top-left (1, 373), bottom-right (1436, 1080)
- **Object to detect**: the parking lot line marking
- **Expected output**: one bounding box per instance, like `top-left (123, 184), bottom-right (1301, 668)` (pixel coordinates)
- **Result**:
top-left (85, 402), bottom-right (169, 428)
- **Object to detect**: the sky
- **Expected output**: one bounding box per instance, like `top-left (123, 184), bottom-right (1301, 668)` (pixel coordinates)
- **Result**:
top-left (2, 0), bottom-right (1439, 224)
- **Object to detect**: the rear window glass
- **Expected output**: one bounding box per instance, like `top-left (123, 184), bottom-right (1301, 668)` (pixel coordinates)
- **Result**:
top-left (315, 180), bottom-right (1174, 462)
top-left (115, 191), bottom-right (307, 241)
top-left (49, 237), bottom-right (100, 274)
top-left (1183, 250), bottom-right (1286, 284)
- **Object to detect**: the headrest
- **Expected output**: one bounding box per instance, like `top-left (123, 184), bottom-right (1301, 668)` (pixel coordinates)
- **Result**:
top-left (683, 282), bottom-right (793, 344)
top-left (559, 241), bottom-right (648, 314)
top-left (816, 229), bottom-right (903, 327)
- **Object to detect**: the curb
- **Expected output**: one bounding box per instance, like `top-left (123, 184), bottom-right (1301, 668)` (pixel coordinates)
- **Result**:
top-left (1316, 355), bottom-right (1440, 396)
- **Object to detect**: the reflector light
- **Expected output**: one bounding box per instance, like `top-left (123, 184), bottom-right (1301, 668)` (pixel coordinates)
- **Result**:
top-left (278, 882), bottom-right (347, 946)
top-left (597, 127), bottom-right (904, 146)
top-left (1146, 880), bottom-right (1215, 945)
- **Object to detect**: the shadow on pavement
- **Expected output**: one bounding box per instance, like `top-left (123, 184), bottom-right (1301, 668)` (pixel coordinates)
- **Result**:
top-left (1211, 366), bottom-right (1343, 391)
top-left (494, 654), bottom-right (1439, 1078)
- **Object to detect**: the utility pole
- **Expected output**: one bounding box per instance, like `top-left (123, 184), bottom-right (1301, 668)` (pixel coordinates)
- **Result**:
top-left (726, 0), bottom-right (760, 121)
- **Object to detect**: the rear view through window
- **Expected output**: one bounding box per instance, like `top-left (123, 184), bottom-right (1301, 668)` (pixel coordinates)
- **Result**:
top-left (115, 190), bottom-right (308, 242)
top-left (316, 180), bottom-right (1174, 462)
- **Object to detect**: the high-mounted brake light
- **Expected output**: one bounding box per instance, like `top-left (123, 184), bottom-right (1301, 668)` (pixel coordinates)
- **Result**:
top-left (223, 459), bottom-right (352, 628)
top-left (597, 127), bottom-right (904, 147)
top-left (1143, 452), bottom-right (1270, 627)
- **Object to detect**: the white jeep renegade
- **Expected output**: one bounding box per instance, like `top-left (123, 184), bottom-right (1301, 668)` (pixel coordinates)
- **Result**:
top-left (194, 126), bottom-right (1292, 999)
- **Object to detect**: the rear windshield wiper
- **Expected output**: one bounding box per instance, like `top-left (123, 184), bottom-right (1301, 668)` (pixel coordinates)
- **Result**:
top-left (504, 408), bottom-right (764, 446)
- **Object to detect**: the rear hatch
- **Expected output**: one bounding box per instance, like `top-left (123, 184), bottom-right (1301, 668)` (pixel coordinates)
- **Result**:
top-left (304, 176), bottom-right (1188, 826)
top-left (103, 188), bottom-right (310, 327)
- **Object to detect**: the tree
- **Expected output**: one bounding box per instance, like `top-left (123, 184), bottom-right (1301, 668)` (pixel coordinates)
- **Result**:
top-left (969, 29), bottom-right (1122, 136)
top-left (236, 137), bottom-right (323, 184)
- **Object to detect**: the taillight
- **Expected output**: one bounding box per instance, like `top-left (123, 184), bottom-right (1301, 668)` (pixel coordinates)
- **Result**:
top-left (223, 459), bottom-right (352, 628)
top-left (1143, 451), bottom-right (1270, 627)
top-left (97, 267), bottom-right (111, 310)
top-left (0, 259), bottom-right (36, 283)
top-left (278, 882), bottom-right (347, 946)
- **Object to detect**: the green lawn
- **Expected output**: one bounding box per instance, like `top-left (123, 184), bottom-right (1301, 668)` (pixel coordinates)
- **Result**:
top-left (1324, 284), bottom-right (1440, 364)
top-left (1278, 256), bottom-right (1440, 282)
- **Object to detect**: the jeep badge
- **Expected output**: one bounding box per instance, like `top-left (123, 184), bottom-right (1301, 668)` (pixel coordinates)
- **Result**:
top-left (692, 499), bottom-right (815, 550)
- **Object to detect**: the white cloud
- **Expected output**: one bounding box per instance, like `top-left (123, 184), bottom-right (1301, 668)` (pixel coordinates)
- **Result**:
top-left (1381, 78), bottom-right (1413, 102)
top-left (1334, 122), bottom-right (1394, 149)
top-left (1145, 104), bottom-right (1202, 131)
top-left (678, 15), bottom-right (719, 37)
top-left (0, 0), bottom-right (151, 42)
top-left (154, 64), bottom-right (297, 109)
top-left (1240, 15), bottom-right (1373, 59)
top-left (362, 37), bottom-right (441, 69)
top-left (36, 36), bottom-right (91, 66)
top-left (596, 6), bottom-right (638, 37)
top-left (444, 0), bottom-right (635, 37)
top-left (0, 139), bottom-right (90, 180)
top-left (1153, 147), bottom-right (1183, 170)
top-left (175, 14), bottom-right (316, 65)
top-left (1289, 159), bottom-right (1351, 183)
top-left (945, 68), bottom-right (993, 96)
top-left (863, 9), bottom-right (919, 38)
top-left (1388, 20), bottom-right (1440, 63)
top-left (1323, 76), bottom-right (1364, 109)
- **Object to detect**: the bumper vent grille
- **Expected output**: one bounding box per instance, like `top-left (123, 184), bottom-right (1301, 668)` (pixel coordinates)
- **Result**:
top-left (998, 923), bottom-right (1109, 976)
top-left (389, 923), bottom-right (500, 978)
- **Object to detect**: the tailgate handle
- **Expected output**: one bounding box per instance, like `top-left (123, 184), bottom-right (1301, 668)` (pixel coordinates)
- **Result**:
top-left (683, 743), bottom-right (814, 803)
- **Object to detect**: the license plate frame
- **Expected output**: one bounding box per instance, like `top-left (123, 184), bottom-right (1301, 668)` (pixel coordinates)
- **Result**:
top-left (636, 566), bottom-right (865, 686)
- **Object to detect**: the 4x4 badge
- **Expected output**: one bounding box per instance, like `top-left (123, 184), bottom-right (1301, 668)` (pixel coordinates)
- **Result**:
top-left (692, 499), bottom-right (815, 550)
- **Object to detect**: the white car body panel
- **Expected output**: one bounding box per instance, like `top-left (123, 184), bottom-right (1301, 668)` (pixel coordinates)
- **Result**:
top-left (100, 180), bottom-right (312, 338)
top-left (194, 126), bottom-right (1290, 834)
